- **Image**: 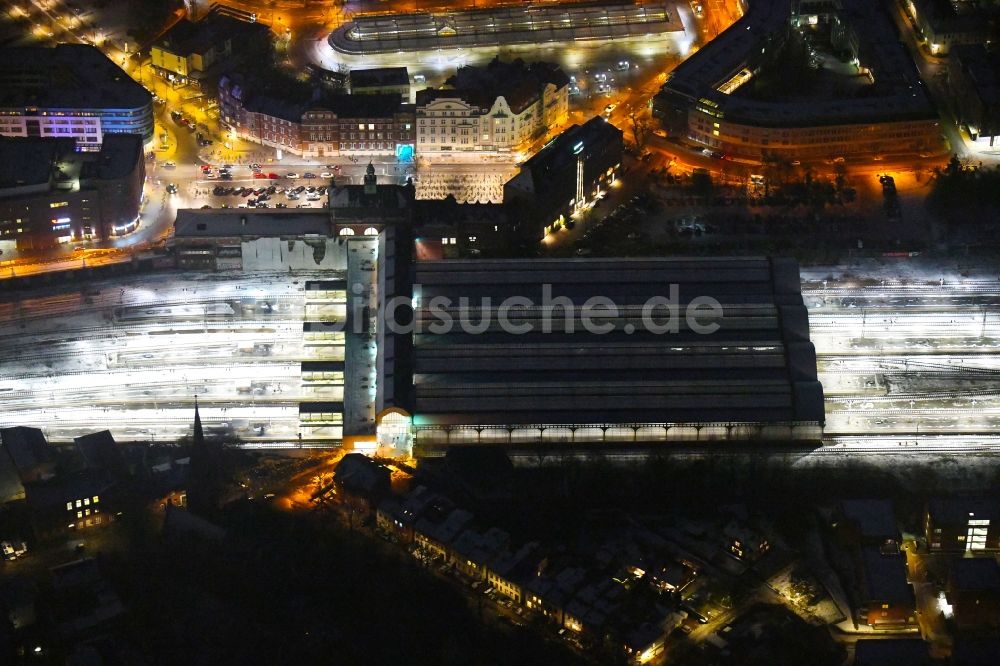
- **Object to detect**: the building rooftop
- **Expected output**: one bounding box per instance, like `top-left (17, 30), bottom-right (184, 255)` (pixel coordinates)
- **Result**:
top-left (840, 499), bottom-right (898, 540)
top-left (350, 67), bottom-right (410, 89)
top-left (0, 427), bottom-right (54, 478)
top-left (387, 256), bottom-right (824, 427)
top-left (173, 209), bottom-right (331, 238)
top-left (928, 497), bottom-right (1000, 524)
top-left (854, 638), bottom-right (931, 666)
top-left (860, 547), bottom-right (913, 604)
top-left (329, 2), bottom-right (682, 55)
top-left (513, 116), bottom-right (623, 195)
top-left (952, 45), bottom-right (1000, 109)
top-left (0, 44), bottom-right (151, 112)
top-left (657, 0), bottom-right (936, 127)
top-left (949, 557), bottom-right (1000, 592)
top-left (155, 9), bottom-right (270, 58)
top-left (416, 58), bottom-right (570, 114)
top-left (0, 135), bottom-right (144, 194)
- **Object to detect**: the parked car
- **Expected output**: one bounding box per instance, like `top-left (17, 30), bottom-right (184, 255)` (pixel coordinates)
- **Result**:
top-left (285, 172), bottom-right (300, 179)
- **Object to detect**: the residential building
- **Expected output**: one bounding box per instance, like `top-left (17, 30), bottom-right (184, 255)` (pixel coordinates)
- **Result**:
top-left (947, 557), bottom-right (1000, 629)
top-left (151, 7), bottom-right (271, 85)
top-left (904, 0), bottom-right (989, 56)
top-left (857, 546), bottom-right (916, 628)
top-left (926, 498), bottom-right (1000, 551)
top-left (24, 472), bottom-right (113, 538)
top-left (948, 45), bottom-right (1000, 146)
top-left (485, 542), bottom-right (542, 604)
top-left (415, 58), bottom-right (570, 157)
top-left (450, 526), bottom-right (510, 581)
top-left (350, 67), bottom-right (410, 100)
top-left (0, 44), bottom-right (153, 148)
top-left (0, 427), bottom-right (56, 484)
top-left (503, 116), bottom-right (622, 239)
top-left (414, 504), bottom-right (473, 560)
top-left (0, 134), bottom-right (145, 250)
top-left (334, 453), bottom-right (391, 507)
top-left (219, 73), bottom-right (415, 159)
top-left (654, 0), bottom-right (941, 161)
top-left (723, 520), bottom-right (771, 563)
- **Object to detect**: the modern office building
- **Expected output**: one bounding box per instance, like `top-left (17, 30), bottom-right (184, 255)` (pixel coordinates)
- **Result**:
top-left (0, 134), bottom-right (145, 250)
top-left (416, 59), bottom-right (570, 158)
top-left (653, 0), bottom-right (941, 161)
top-left (504, 116), bottom-right (623, 239)
top-left (0, 44), bottom-right (153, 149)
top-left (375, 255), bottom-right (825, 454)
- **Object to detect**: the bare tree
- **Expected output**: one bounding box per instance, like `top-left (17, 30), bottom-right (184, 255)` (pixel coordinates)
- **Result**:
top-left (629, 108), bottom-right (650, 151)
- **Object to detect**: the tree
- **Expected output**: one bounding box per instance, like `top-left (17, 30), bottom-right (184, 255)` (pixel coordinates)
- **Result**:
top-left (629, 108), bottom-right (649, 151)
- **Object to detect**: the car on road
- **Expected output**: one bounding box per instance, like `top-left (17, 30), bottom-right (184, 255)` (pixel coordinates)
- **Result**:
top-left (275, 203), bottom-right (288, 208)
top-left (253, 172), bottom-right (268, 179)
top-left (285, 172), bottom-right (300, 179)
top-left (306, 194), bottom-right (321, 201)
top-left (303, 172), bottom-right (317, 179)
top-left (248, 163), bottom-right (261, 170)
top-left (162, 161), bottom-right (176, 168)
top-left (604, 103), bottom-right (616, 116)
top-left (165, 183), bottom-right (178, 194)
top-left (267, 173), bottom-right (279, 179)
top-left (320, 172), bottom-right (334, 178)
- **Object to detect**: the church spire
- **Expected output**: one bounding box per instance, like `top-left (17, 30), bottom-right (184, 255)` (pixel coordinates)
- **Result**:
top-left (193, 395), bottom-right (204, 446)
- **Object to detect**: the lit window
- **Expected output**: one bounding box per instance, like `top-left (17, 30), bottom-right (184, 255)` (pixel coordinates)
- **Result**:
top-left (93, 496), bottom-right (99, 503)
top-left (76, 500), bottom-right (82, 508)
top-left (84, 498), bottom-right (90, 506)
top-left (77, 511), bottom-right (82, 518)
top-left (66, 502), bottom-right (73, 510)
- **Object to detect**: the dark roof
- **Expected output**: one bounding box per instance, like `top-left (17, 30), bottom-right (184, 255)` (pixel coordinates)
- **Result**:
top-left (840, 499), bottom-right (898, 539)
top-left (515, 116), bottom-right (623, 194)
top-left (853, 639), bottom-right (931, 666)
top-left (0, 427), bottom-right (54, 476)
top-left (24, 472), bottom-right (113, 511)
top-left (396, 256), bottom-right (823, 427)
top-left (334, 454), bottom-right (391, 497)
top-left (174, 209), bottom-right (330, 238)
top-left (0, 135), bottom-right (144, 192)
top-left (350, 67), bottom-right (409, 89)
top-left (0, 44), bottom-right (151, 111)
top-left (952, 45), bottom-right (1000, 108)
top-left (156, 10), bottom-right (270, 57)
top-left (949, 557), bottom-right (1000, 592)
top-left (73, 431), bottom-right (127, 477)
top-left (928, 497), bottom-right (1000, 525)
top-left (952, 637), bottom-right (1000, 666)
top-left (860, 547), bottom-right (913, 604)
